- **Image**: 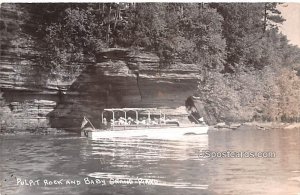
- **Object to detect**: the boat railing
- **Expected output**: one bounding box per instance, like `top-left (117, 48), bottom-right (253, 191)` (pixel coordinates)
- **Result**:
top-left (101, 108), bottom-right (168, 130)
top-left (108, 123), bottom-right (180, 130)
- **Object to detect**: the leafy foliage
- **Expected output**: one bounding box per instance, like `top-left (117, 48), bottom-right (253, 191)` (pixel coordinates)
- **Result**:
top-left (19, 3), bottom-right (227, 71)
top-left (45, 7), bottom-right (106, 66)
top-left (18, 3), bottom-right (298, 73)
top-left (112, 3), bottom-right (226, 69)
top-left (0, 4), bottom-right (21, 54)
top-left (198, 66), bottom-right (300, 122)
top-left (264, 3), bottom-right (285, 32)
top-left (211, 3), bottom-right (288, 72)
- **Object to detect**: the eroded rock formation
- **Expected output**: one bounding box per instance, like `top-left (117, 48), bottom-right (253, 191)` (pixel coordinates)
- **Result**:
top-left (1, 4), bottom-right (214, 131)
top-left (1, 43), bottom-right (214, 130)
top-left (48, 49), bottom-right (207, 130)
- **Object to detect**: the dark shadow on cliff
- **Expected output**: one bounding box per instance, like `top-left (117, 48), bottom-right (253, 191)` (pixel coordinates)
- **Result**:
top-left (185, 96), bottom-right (217, 126)
top-left (47, 64), bottom-right (116, 131)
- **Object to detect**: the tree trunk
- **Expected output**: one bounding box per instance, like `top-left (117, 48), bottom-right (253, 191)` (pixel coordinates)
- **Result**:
top-left (263, 3), bottom-right (267, 33)
top-left (113, 4), bottom-right (119, 31)
top-left (106, 4), bottom-right (111, 45)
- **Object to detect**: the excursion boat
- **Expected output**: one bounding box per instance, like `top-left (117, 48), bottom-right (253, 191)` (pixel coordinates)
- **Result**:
top-left (81, 108), bottom-right (208, 139)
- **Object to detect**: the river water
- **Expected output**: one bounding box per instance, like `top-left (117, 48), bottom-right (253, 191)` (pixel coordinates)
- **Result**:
top-left (1, 128), bottom-right (300, 195)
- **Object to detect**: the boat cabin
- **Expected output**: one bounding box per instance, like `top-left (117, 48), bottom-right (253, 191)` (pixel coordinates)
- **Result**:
top-left (101, 108), bottom-right (180, 130)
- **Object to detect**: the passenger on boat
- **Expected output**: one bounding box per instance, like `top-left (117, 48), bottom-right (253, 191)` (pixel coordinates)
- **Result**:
top-left (103, 118), bottom-right (107, 126)
top-left (118, 117), bottom-right (124, 125)
top-left (110, 119), bottom-right (115, 126)
top-left (127, 117), bottom-right (133, 125)
top-left (160, 117), bottom-right (166, 124)
top-left (151, 120), bottom-right (158, 125)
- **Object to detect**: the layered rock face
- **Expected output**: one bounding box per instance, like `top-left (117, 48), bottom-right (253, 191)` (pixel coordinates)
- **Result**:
top-left (1, 42), bottom-right (207, 130)
top-left (48, 49), bottom-right (205, 130)
top-left (1, 4), bottom-right (59, 129)
top-left (1, 4), bottom-right (211, 131)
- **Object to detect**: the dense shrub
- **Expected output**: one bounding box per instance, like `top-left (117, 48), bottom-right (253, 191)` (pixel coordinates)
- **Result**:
top-left (198, 66), bottom-right (300, 122)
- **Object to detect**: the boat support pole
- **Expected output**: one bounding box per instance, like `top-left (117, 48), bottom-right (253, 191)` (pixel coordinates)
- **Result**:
top-left (112, 111), bottom-right (115, 130)
top-left (85, 117), bottom-right (96, 130)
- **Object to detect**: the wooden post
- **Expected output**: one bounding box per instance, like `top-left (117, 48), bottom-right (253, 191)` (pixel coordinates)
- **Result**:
top-left (136, 111), bottom-right (138, 128)
top-left (112, 111), bottom-right (115, 130)
top-left (124, 111), bottom-right (127, 129)
top-left (148, 111), bottom-right (151, 127)
top-left (159, 110), bottom-right (162, 126)
top-left (135, 111), bottom-right (138, 122)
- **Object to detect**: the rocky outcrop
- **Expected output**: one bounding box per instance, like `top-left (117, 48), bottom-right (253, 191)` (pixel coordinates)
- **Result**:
top-left (1, 44), bottom-right (213, 131)
top-left (0, 4), bottom-right (69, 130)
top-left (48, 48), bottom-right (209, 130)
top-left (0, 4), bottom-right (215, 131)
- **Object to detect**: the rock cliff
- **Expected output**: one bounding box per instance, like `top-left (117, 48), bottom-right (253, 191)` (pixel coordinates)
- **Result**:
top-left (1, 45), bottom-right (212, 130)
top-left (0, 4), bottom-right (214, 131)
top-left (48, 48), bottom-right (209, 130)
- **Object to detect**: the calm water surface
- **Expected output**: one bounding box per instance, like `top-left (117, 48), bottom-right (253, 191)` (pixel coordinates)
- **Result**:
top-left (1, 128), bottom-right (300, 195)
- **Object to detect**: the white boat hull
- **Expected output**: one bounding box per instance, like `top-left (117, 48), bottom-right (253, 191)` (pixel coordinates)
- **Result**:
top-left (82, 125), bottom-right (208, 140)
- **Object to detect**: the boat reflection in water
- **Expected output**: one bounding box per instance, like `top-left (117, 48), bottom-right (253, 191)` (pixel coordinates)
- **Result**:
top-left (85, 134), bottom-right (209, 191)
top-left (81, 108), bottom-right (209, 140)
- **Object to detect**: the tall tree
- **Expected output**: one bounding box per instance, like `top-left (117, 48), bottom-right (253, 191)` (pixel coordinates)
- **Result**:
top-left (211, 3), bottom-right (285, 72)
top-left (118, 3), bottom-right (226, 69)
top-left (263, 3), bottom-right (285, 32)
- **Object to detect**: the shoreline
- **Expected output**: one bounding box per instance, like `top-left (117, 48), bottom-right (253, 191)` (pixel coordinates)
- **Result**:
top-left (209, 122), bottom-right (300, 131)
top-left (0, 127), bottom-right (75, 136)
top-left (1, 122), bottom-right (300, 136)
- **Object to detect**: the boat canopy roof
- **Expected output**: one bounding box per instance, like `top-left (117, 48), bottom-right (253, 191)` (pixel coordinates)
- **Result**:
top-left (103, 108), bottom-right (158, 112)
